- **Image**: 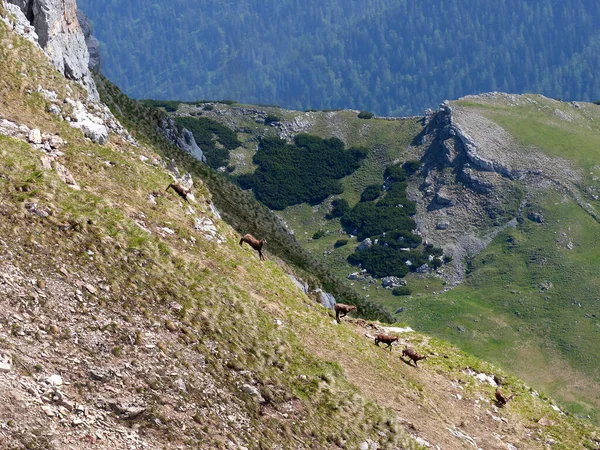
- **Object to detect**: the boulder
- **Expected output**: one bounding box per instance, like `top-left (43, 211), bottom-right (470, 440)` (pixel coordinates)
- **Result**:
top-left (80, 119), bottom-right (108, 144)
top-left (416, 263), bottom-right (431, 273)
top-left (288, 275), bottom-right (309, 294)
top-left (313, 288), bottom-right (336, 310)
top-left (527, 212), bottom-right (544, 223)
top-left (28, 128), bottom-right (42, 144)
top-left (356, 238), bottom-right (372, 251)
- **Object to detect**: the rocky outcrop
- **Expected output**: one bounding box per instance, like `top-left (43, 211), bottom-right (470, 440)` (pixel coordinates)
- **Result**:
top-left (313, 288), bottom-right (336, 310)
top-left (76, 9), bottom-right (101, 72)
top-left (159, 117), bottom-right (207, 163)
top-left (4, 0), bottom-right (98, 100)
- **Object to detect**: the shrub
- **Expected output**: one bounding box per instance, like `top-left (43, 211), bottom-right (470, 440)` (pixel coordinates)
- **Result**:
top-left (431, 259), bottom-right (443, 269)
top-left (232, 173), bottom-right (255, 190)
top-left (327, 199), bottom-right (350, 219)
top-left (264, 114), bottom-right (281, 125)
top-left (384, 164), bottom-right (407, 182)
top-left (313, 230), bottom-right (326, 240)
top-left (204, 147), bottom-right (229, 168)
top-left (392, 286), bottom-right (411, 296)
top-left (360, 184), bottom-right (381, 202)
top-left (403, 160), bottom-right (422, 174)
top-left (334, 239), bottom-right (348, 248)
top-left (357, 110), bottom-right (374, 119)
top-left (348, 246), bottom-right (410, 278)
top-left (140, 99), bottom-right (181, 112)
top-left (203, 104), bottom-right (214, 111)
top-left (252, 134), bottom-right (367, 210)
top-left (443, 255), bottom-right (453, 264)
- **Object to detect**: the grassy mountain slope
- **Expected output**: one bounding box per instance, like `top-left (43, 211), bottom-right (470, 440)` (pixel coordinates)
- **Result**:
top-left (2, 11), bottom-right (600, 450)
top-left (164, 94), bottom-right (600, 424)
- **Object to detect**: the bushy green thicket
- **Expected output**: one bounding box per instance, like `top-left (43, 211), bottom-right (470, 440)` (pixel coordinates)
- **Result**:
top-left (344, 162), bottom-right (444, 277)
top-left (232, 172), bottom-right (256, 190)
top-left (174, 116), bottom-right (242, 169)
top-left (357, 111), bottom-right (374, 119)
top-left (334, 239), bottom-right (348, 248)
top-left (95, 74), bottom-right (394, 323)
top-left (343, 202), bottom-right (416, 241)
top-left (140, 99), bottom-right (181, 112)
top-left (264, 114), bottom-right (281, 125)
top-left (326, 199), bottom-right (350, 219)
top-left (360, 184), bottom-right (381, 202)
top-left (392, 286), bottom-right (411, 296)
top-left (252, 134), bottom-right (367, 210)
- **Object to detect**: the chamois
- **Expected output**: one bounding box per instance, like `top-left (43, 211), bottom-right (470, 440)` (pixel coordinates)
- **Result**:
top-left (239, 234), bottom-right (267, 261)
top-left (334, 303), bottom-right (357, 322)
top-left (495, 388), bottom-right (513, 407)
top-left (374, 332), bottom-right (398, 350)
top-left (166, 181), bottom-right (191, 202)
top-left (401, 346), bottom-right (428, 367)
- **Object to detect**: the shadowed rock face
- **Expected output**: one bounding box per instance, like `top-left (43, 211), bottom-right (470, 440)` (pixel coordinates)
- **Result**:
top-left (76, 9), bottom-right (101, 72)
top-left (6, 0), bottom-right (98, 99)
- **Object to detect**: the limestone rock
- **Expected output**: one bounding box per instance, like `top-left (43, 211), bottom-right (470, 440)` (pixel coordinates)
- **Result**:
top-left (381, 276), bottom-right (405, 288)
top-left (47, 374), bottom-right (63, 386)
top-left (241, 384), bottom-right (264, 403)
top-left (80, 119), bottom-right (108, 144)
top-left (28, 128), bottom-right (42, 144)
top-left (356, 238), bottom-right (372, 251)
top-left (160, 118), bottom-right (207, 163)
top-left (313, 288), bottom-right (336, 310)
top-left (288, 274), bottom-right (309, 294)
top-left (76, 9), bottom-right (101, 72)
top-left (6, 0), bottom-right (98, 99)
top-left (0, 354), bottom-right (11, 373)
top-left (177, 128), bottom-right (207, 163)
top-left (54, 162), bottom-right (80, 188)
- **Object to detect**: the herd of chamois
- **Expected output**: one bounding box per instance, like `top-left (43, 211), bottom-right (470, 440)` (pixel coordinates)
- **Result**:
top-left (167, 179), bottom-right (513, 407)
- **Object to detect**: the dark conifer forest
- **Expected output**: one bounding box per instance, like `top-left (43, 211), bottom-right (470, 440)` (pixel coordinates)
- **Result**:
top-left (78, 0), bottom-right (600, 115)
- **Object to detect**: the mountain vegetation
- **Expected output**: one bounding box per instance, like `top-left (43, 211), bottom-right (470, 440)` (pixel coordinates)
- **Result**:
top-left (78, 0), bottom-right (600, 115)
top-left (158, 93), bottom-right (600, 425)
top-left (7, 11), bottom-right (600, 448)
top-left (5, 3), bottom-right (600, 447)
top-left (250, 134), bottom-right (367, 210)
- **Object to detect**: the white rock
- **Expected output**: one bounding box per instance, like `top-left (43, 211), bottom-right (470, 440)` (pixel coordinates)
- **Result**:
top-left (28, 128), bottom-right (42, 144)
top-left (0, 354), bottom-right (11, 373)
top-left (47, 374), bottom-right (63, 386)
top-left (80, 120), bottom-right (108, 144)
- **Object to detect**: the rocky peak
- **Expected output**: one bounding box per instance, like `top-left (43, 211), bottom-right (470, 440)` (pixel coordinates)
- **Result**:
top-left (4, 0), bottom-right (98, 100)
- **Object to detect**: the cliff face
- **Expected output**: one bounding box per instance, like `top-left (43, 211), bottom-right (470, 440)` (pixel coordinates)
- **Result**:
top-left (76, 8), bottom-right (101, 72)
top-left (4, 0), bottom-right (98, 99)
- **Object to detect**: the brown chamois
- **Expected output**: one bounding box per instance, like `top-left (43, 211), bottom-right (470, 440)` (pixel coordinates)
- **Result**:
top-left (495, 388), bottom-right (514, 407)
top-left (166, 181), bottom-right (191, 202)
top-left (401, 346), bottom-right (428, 367)
top-left (334, 303), bottom-right (357, 322)
top-left (239, 234), bottom-right (267, 260)
top-left (374, 332), bottom-right (398, 350)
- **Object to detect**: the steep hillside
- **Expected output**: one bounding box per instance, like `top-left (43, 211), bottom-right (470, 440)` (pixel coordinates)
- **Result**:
top-left (162, 94), bottom-right (600, 424)
top-left (77, 0), bottom-right (600, 115)
top-left (2, 4), bottom-right (600, 450)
